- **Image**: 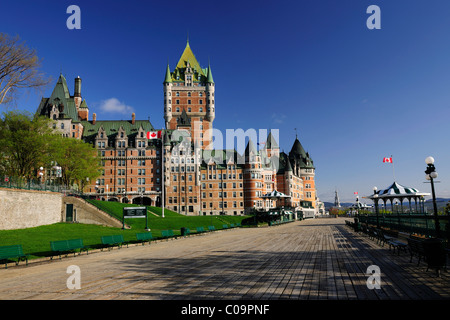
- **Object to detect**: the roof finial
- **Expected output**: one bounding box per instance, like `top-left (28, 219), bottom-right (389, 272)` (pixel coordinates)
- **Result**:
top-left (294, 128), bottom-right (298, 139)
top-left (187, 30), bottom-right (189, 46)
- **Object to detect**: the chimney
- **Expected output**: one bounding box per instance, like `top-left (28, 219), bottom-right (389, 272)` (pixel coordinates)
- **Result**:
top-left (74, 76), bottom-right (81, 97)
top-left (132, 113), bottom-right (135, 125)
top-left (92, 113), bottom-right (96, 125)
top-left (74, 76), bottom-right (82, 109)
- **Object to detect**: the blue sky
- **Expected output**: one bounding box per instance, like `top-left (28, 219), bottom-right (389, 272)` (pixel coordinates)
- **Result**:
top-left (2, 0), bottom-right (450, 203)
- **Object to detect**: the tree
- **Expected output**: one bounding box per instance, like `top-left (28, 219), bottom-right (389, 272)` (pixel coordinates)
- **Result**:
top-left (0, 110), bottom-right (101, 190)
top-left (49, 136), bottom-right (102, 191)
top-left (0, 110), bottom-right (54, 182)
top-left (0, 33), bottom-right (50, 105)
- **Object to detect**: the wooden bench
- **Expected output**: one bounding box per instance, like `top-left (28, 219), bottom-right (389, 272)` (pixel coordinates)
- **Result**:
top-left (136, 232), bottom-right (153, 245)
top-left (161, 230), bottom-right (174, 239)
top-left (50, 239), bottom-right (89, 260)
top-left (0, 245), bottom-right (29, 269)
top-left (101, 235), bottom-right (128, 250)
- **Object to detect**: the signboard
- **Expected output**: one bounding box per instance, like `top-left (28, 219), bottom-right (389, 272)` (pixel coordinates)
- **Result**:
top-left (123, 207), bottom-right (147, 218)
top-left (122, 207), bottom-right (148, 229)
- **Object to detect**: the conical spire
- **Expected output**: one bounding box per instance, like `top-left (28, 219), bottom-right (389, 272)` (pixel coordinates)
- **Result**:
top-left (264, 131), bottom-right (279, 150)
top-left (164, 63), bottom-right (172, 83)
top-left (206, 60), bottom-right (214, 84)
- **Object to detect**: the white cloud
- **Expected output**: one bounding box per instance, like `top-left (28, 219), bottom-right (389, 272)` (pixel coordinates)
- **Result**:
top-left (271, 113), bottom-right (286, 124)
top-left (98, 98), bottom-right (134, 115)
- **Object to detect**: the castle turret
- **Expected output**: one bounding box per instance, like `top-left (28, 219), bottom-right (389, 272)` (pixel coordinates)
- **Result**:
top-left (205, 62), bottom-right (215, 122)
top-left (163, 63), bottom-right (173, 129)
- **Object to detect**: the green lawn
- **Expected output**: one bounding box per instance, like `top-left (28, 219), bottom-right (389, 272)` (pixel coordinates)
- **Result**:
top-left (0, 200), bottom-right (249, 260)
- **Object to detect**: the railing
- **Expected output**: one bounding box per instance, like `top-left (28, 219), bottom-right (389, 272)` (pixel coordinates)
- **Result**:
top-left (358, 213), bottom-right (450, 239)
top-left (0, 176), bottom-right (81, 195)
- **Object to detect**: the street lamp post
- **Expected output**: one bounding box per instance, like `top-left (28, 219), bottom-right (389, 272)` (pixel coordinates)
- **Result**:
top-left (425, 156), bottom-right (441, 238)
top-left (373, 186), bottom-right (380, 228)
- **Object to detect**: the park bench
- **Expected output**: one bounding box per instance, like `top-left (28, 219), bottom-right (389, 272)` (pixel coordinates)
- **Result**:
top-left (208, 225), bottom-right (216, 231)
top-left (136, 232), bottom-right (153, 245)
top-left (222, 224), bottom-right (229, 229)
top-left (196, 226), bottom-right (205, 233)
top-left (50, 239), bottom-right (89, 260)
top-left (181, 228), bottom-right (191, 236)
top-left (376, 228), bottom-right (397, 246)
top-left (408, 237), bottom-right (447, 276)
top-left (407, 237), bottom-right (426, 265)
top-left (101, 235), bottom-right (128, 251)
top-left (368, 227), bottom-right (378, 241)
top-left (0, 245), bottom-right (29, 269)
top-left (161, 229), bottom-right (174, 239)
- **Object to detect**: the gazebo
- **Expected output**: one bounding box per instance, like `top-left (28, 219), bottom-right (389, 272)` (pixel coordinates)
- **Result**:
top-left (260, 190), bottom-right (292, 217)
top-left (261, 190), bottom-right (291, 207)
top-left (367, 182), bottom-right (430, 214)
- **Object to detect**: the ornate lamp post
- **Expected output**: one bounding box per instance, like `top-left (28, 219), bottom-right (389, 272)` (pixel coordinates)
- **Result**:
top-left (373, 186), bottom-right (380, 228)
top-left (425, 156), bottom-right (440, 238)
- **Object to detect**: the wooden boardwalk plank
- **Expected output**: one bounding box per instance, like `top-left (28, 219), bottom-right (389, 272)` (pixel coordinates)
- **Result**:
top-left (0, 218), bottom-right (448, 300)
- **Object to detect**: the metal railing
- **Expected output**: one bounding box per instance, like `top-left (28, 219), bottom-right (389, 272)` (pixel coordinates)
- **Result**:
top-left (0, 176), bottom-right (80, 195)
top-left (358, 213), bottom-right (450, 239)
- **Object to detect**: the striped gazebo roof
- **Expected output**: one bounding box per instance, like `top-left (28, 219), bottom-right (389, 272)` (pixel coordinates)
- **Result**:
top-left (368, 182), bottom-right (430, 200)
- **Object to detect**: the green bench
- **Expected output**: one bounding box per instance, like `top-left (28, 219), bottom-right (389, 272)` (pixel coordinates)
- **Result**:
top-left (161, 230), bottom-right (174, 239)
top-left (222, 224), bottom-right (229, 229)
top-left (50, 239), bottom-right (89, 260)
top-left (101, 235), bottom-right (128, 250)
top-left (196, 226), bottom-right (205, 233)
top-left (208, 225), bottom-right (216, 231)
top-left (136, 232), bottom-right (153, 245)
top-left (0, 245), bottom-right (29, 269)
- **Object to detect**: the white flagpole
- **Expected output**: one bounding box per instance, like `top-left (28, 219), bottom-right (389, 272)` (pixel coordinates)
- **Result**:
top-left (391, 155), bottom-right (396, 182)
top-left (161, 131), bottom-right (165, 218)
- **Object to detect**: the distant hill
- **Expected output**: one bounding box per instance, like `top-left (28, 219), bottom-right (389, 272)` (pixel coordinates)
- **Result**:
top-left (324, 198), bottom-right (450, 212)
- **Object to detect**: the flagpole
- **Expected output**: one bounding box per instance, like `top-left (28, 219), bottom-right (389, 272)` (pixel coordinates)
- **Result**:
top-left (161, 131), bottom-right (165, 218)
top-left (391, 154), bottom-right (396, 182)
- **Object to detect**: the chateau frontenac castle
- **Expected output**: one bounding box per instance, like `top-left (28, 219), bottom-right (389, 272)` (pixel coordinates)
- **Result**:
top-left (36, 40), bottom-right (320, 216)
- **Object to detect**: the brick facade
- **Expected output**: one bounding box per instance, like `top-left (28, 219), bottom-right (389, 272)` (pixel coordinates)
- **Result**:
top-left (36, 40), bottom-right (318, 216)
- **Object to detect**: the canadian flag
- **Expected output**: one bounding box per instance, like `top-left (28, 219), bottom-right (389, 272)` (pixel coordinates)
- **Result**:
top-left (147, 130), bottom-right (162, 139)
top-left (383, 157), bottom-right (393, 163)
top-left (354, 192), bottom-right (358, 195)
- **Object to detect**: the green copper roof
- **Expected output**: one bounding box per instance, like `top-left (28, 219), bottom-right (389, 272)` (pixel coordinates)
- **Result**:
top-left (289, 138), bottom-right (314, 169)
top-left (264, 131), bottom-right (279, 150)
top-left (81, 120), bottom-right (156, 146)
top-left (35, 73), bottom-right (79, 122)
top-left (206, 63), bottom-right (214, 83)
top-left (79, 99), bottom-right (88, 108)
top-left (164, 63), bottom-right (172, 83)
top-left (169, 41), bottom-right (207, 82)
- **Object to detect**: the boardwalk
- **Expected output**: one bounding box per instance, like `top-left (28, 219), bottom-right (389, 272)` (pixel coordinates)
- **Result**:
top-left (0, 218), bottom-right (449, 300)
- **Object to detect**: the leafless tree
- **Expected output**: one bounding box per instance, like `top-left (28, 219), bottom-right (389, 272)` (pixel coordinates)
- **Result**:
top-left (0, 33), bottom-right (50, 105)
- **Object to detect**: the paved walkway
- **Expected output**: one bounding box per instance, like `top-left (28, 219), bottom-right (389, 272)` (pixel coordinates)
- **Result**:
top-left (0, 218), bottom-right (449, 300)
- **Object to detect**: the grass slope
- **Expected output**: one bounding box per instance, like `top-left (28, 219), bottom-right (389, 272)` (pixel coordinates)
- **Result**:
top-left (0, 200), bottom-right (249, 259)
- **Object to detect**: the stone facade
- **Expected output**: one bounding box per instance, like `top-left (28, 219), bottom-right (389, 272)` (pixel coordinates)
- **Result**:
top-left (0, 188), bottom-right (63, 230)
